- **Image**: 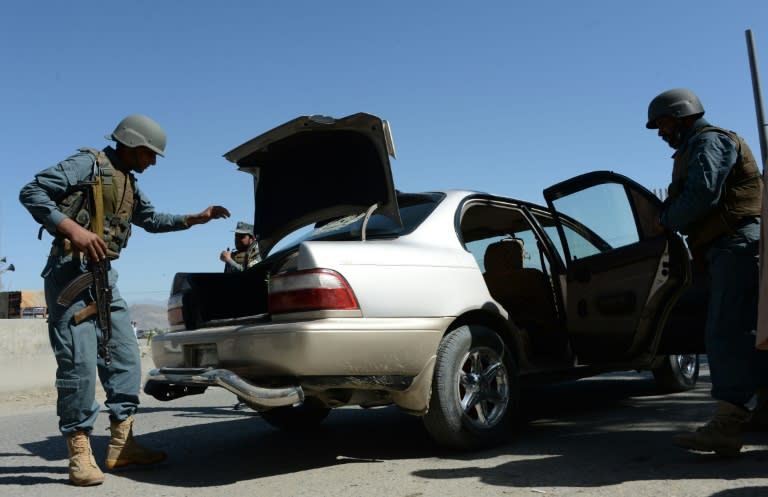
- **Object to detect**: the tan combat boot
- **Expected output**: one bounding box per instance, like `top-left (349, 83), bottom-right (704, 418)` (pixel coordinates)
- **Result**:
top-left (744, 387), bottom-right (768, 432)
top-left (673, 401), bottom-right (750, 457)
top-left (65, 431), bottom-right (105, 486)
top-left (105, 416), bottom-right (166, 469)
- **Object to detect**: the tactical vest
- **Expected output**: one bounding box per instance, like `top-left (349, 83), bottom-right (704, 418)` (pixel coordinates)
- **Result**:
top-left (51, 148), bottom-right (136, 260)
top-left (668, 126), bottom-right (763, 248)
top-left (224, 250), bottom-right (248, 273)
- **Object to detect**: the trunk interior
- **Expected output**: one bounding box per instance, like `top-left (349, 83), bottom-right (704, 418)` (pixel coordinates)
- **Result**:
top-left (169, 263), bottom-right (271, 330)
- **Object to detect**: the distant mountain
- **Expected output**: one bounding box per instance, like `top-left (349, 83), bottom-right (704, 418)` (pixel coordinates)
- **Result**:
top-left (128, 303), bottom-right (168, 331)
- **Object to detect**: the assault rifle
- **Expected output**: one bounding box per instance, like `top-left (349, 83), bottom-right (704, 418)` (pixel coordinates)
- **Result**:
top-left (56, 260), bottom-right (113, 365)
top-left (54, 171), bottom-right (114, 364)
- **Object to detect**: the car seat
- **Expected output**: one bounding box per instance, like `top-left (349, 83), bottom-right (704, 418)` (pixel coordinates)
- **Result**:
top-left (483, 238), bottom-right (557, 337)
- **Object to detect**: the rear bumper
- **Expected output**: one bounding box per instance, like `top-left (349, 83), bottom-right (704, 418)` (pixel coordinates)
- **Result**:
top-left (150, 317), bottom-right (452, 376)
top-left (145, 367), bottom-right (304, 409)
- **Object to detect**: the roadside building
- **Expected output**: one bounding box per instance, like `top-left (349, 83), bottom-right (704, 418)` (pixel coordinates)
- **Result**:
top-left (0, 290), bottom-right (47, 319)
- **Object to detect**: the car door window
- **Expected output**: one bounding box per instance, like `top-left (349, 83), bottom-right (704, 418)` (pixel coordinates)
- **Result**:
top-left (550, 183), bottom-right (639, 261)
top-left (541, 224), bottom-right (601, 263)
top-left (543, 171), bottom-right (691, 362)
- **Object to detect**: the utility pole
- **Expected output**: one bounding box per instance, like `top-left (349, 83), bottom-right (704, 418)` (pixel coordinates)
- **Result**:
top-left (746, 29), bottom-right (768, 350)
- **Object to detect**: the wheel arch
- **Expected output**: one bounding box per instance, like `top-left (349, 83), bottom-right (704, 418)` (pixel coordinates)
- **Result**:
top-left (391, 310), bottom-right (523, 416)
top-left (422, 313), bottom-right (523, 449)
top-left (447, 309), bottom-right (524, 367)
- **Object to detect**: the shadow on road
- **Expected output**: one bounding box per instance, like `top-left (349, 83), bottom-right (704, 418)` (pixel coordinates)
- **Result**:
top-left (7, 371), bottom-right (767, 492)
top-left (11, 403), bottom-right (440, 487)
top-left (707, 488), bottom-right (768, 497)
top-left (417, 372), bottom-right (768, 491)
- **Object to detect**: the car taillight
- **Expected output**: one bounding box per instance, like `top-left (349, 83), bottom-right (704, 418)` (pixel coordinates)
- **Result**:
top-left (268, 269), bottom-right (359, 314)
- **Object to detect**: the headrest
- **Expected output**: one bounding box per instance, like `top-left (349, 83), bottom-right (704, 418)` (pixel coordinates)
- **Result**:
top-left (484, 239), bottom-right (524, 273)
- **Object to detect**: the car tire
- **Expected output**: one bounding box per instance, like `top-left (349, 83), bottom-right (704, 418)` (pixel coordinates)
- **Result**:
top-left (259, 398), bottom-right (331, 431)
top-left (651, 354), bottom-right (700, 392)
top-left (423, 324), bottom-right (519, 450)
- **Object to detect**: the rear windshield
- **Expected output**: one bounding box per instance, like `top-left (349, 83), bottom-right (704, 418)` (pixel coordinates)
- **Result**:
top-left (271, 192), bottom-right (444, 251)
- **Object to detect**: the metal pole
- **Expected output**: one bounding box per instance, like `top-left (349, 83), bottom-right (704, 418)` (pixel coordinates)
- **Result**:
top-left (746, 29), bottom-right (768, 168)
top-left (746, 29), bottom-right (768, 350)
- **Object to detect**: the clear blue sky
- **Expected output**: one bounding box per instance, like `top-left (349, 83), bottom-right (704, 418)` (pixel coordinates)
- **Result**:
top-left (1, 1), bottom-right (766, 303)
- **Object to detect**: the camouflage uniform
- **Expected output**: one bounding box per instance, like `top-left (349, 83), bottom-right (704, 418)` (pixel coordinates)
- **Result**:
top-left (19, 146), bottom-right (188, 436)
top-left (223, 221), bottom-right (260, 272)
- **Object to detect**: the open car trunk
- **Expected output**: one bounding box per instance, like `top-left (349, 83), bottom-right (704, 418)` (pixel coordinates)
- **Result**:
top-left (168, 112), bottom-right (403, 331)
top-left (167, 253), bottom-right (291, 330)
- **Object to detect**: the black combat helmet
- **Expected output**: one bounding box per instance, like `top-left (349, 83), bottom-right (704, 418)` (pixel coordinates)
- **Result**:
top-left (646, 88), bottom-right (705, 129)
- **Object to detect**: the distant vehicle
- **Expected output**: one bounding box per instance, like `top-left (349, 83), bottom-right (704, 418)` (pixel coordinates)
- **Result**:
top-left (144, 113), bottom-right (705, 449)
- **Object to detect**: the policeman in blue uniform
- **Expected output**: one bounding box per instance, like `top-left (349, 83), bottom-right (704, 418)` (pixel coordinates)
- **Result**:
top-left (648, 88), bottom-right (768, 456)
top-left (19, 114), bottom-right (230, 485)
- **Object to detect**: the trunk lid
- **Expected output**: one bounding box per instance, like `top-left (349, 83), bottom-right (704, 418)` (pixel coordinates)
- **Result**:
top-left (223, 113), bottom-right (401, 255)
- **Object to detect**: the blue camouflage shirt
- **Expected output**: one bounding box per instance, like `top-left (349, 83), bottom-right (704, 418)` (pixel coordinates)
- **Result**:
top-left (19, 147), bottom-right (188, 238)
top-left (660, 118), bottom-right (760, 244)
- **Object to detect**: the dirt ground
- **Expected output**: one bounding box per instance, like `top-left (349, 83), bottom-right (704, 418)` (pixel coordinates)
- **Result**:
top-left (0, 342), bottom-right (155, 414)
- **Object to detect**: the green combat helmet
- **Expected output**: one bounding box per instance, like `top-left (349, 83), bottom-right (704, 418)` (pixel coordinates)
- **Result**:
top-left (107, 114), bottom-right (167, 156)
top-left (646, 88), bottom-right (705, 129)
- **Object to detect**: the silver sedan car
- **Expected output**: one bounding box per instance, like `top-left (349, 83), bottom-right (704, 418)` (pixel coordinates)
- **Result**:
top-left (145, 113), bottom-right (705, 449)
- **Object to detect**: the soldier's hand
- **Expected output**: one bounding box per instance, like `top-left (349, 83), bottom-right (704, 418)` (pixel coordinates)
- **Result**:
top-left (185, 205), bottom-right (231, 226)
top-left (58, 218), bottom-right (108, 261)
top-left (207, 205), bottom-right (231, 219)
top-left (220, 250), bottom-right (232, 262)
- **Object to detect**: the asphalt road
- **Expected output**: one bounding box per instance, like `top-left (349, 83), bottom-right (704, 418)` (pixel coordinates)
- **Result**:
top-left (1, 365), bottom-right (767, 497)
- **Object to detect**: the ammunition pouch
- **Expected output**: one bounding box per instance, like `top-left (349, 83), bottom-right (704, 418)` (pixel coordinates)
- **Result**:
top-left (37, 147), bottom-right (136, 261)
top-left (61, 190), bottom-right (91, 226)
top-left (104, 213), bottom-right (131, 259)
top-left (37, 184), bottom-right (93, 240)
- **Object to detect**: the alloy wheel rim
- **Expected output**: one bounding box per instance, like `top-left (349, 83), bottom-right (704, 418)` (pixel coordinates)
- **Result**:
top-left (676, 354), bottom-right (698, 379)
top-left (456, 345), bottom-right (509, 428)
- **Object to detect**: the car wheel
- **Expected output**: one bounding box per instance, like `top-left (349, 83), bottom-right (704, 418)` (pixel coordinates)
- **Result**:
top-left (423, 324), bottom-right (519, 449)
top-left (651, 354), bottom-right (700, 392)
top-left (259, 398), bottom-right (331, 431)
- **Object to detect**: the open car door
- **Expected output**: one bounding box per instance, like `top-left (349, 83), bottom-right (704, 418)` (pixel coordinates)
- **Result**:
top-left (543, 171), bottom-right (691, 363)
